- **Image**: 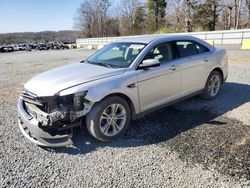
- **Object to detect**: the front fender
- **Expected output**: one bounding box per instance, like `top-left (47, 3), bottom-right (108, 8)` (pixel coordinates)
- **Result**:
top-left (58, 71), bottom-right (140, 114)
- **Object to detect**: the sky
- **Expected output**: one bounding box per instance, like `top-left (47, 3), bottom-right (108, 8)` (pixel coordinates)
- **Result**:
top-left (0, 0), bottom-right (88, 33)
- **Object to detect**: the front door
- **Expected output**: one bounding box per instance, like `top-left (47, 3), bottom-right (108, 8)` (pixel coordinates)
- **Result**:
top-left (137, 42), bottom-right (181, 112)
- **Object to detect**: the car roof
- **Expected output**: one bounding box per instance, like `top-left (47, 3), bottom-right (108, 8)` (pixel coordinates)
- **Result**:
top-left (117, 34), bottom-right (201, 44)
top-left (116, 34), bottom-right (216, 51)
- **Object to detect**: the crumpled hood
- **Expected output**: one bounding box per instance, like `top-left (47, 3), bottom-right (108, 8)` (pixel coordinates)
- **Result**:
top-left (25, 63), bottom-right (125, 96)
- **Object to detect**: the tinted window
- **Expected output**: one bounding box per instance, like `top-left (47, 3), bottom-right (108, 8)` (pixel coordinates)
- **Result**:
top-left (176, 41), bottom-right (197, 58)
top-left (176, 40), bottom-right (210, 58)
top-left (143, 42), bottom-right (175, 63)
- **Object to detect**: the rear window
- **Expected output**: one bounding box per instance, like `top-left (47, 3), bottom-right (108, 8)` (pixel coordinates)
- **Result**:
top-left (196, 42), bottom-right (209, 53)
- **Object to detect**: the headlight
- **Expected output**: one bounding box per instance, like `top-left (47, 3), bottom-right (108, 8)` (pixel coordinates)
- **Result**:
top-left (73, 91), bottom-right (88, 111)
top-left (74, 91), bottom-right (88, 97)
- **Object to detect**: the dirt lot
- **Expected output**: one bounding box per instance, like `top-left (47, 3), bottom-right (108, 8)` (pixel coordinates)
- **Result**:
top-left (0, 49), bottom-right (249, 187)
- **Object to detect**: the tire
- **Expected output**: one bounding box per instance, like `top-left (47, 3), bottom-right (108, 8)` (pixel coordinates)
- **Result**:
top-left (86, 96), bottom-right (131, 142)
top-left (200, 70), bottom-right (222, 100)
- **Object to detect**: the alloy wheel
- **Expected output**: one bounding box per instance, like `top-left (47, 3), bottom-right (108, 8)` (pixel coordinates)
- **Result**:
top-left (208, 74), bottom-right (221, 97)
top-left (99, 103), bottom-right (127, 137)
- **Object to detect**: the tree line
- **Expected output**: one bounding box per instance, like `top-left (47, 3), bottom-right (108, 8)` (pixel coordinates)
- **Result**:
top-left (0, 30), bottom-right (81, 45)
top-left (74, 0), bottom-right (250, 38)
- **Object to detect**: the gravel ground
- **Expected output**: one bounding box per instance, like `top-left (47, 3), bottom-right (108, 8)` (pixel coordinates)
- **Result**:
top-left (0, 49), bottom-right (249, 187)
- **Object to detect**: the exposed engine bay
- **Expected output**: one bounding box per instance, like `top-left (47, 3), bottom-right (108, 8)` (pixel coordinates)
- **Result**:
top-left (21, 90), bottom-right (93, 133)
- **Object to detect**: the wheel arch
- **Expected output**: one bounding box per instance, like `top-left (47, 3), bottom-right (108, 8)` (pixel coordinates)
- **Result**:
top-left (211, 67), bottom-right (224, 83)
top-left (101, 93), bottom-right (137, 120)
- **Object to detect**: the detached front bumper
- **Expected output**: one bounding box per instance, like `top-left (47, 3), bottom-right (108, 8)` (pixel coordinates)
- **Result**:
top-left (17, 98), bottom-right (73, 147)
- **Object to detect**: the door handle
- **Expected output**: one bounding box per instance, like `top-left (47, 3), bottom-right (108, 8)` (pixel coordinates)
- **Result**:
top-left (203, 58), bottom-right (209, 62)
top-left (169, 65), bottom-right (179, 71)
top-left (127, 83), bottom-right (136, 88)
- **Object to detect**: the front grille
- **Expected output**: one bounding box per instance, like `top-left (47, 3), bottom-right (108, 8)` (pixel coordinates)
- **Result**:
top-left (21, 90), bottom-right (45, 107)
top-left (21, 89), bottom-right (37, 100)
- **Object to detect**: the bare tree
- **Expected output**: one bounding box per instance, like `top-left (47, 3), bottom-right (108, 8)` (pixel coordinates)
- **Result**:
top-left (73, 0), bottom-right (250, 38)
top-left (119, 0), bottom-right (140, 35)
top-left (166, 0), bottom-right (186, 32)
top-left (247, 0), bottom-right (250, 27)
top-left (185, 0), bottom-right (192, 32)
top-left (175, 0), bottom-right (182, 32)
top-left (233, 0), bottom-right (243, 29)
top-left (74, 0), bottom-right (117, 37)
top-left (235, 0), bottom-right (242, 28)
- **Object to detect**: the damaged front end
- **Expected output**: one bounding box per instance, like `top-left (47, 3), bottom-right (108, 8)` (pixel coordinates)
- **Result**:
top-left (17, 89), bottom-right (93, 147)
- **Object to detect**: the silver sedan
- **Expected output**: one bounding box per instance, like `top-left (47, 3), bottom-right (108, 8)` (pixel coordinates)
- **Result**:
top-left (17, 35), bottom-right (228, 147)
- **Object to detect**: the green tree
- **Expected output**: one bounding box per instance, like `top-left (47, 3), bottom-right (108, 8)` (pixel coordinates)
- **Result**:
top-left (146, 0), bottom-right (156, 33)
top-left (146, 0), bottom-right (167, 33)
top-left (133, 6), bottom-right (146, 35)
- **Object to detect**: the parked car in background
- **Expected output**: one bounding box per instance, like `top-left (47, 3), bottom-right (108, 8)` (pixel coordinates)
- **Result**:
top-left (18, 35), bottom-right (228, 147)
top-left (0, 45), bottom-right (14, 53)
top-left (12, 44), bottom-right (22, 51)
top-left (52, 42), bottom-right (69, 50)
top-left (61, 43), bottom-right (69, 49)
top-left (2, 42), bottom-right (75, 53)
top-left (25, 44), bottom-right (32, 51)
top-left (37, 43), bottom-right (48, 50)
top-left (31, 43), bottom-right (37, 50)
top-left (46, 42), bottom-right (53, 50)
top-left (52, 42), bottom-right (61, 50)
top-left (18, 44), bottom-right (27, 51)
top-left (63, 41), bottom-right (77, 49)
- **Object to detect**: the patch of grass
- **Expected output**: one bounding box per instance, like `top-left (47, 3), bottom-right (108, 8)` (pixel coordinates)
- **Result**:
top-left (155, 27), bottom-right (174, 34)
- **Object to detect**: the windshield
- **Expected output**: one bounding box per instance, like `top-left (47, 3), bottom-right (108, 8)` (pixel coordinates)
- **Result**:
top-left (87, 42), bottom-right (146, 68)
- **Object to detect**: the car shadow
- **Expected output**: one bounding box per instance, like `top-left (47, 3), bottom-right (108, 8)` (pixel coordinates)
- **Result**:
top-left (44, 82), bottom-right (250, 155)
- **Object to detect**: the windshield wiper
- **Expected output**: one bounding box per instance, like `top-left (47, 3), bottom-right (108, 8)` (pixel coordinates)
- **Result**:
top-left (87, 61), bottom-right (113, 68)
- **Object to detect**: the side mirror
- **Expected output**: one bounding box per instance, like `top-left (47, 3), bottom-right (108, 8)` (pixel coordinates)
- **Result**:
top-left (139, 59), bottom-right (160, 69)
top-left (80, 60), bottom-right (85, 63)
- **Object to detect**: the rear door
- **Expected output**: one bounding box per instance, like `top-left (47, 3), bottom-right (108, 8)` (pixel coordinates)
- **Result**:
top-left (174, 40), bottom-right (211, 97)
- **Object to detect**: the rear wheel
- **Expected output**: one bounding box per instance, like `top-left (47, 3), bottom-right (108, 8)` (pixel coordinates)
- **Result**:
top-left (86, 96), bottom-right (131, 142)
top-left (200, 70), bottom-right (222, 100)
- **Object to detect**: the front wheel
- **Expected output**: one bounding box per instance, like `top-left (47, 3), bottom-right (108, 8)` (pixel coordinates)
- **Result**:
top-left (86, 96), bottom-right (131, 142)
top-left (200, 70), bottom-right (222, 100)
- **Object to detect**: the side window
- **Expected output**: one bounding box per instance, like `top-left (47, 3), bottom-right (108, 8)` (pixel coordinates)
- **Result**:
top-left (143, 42), bottom-right (175, 63)
top-left (196, 42), bottom-right (209, 54)
top-left (176, 41), bottom-right (198, 58)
